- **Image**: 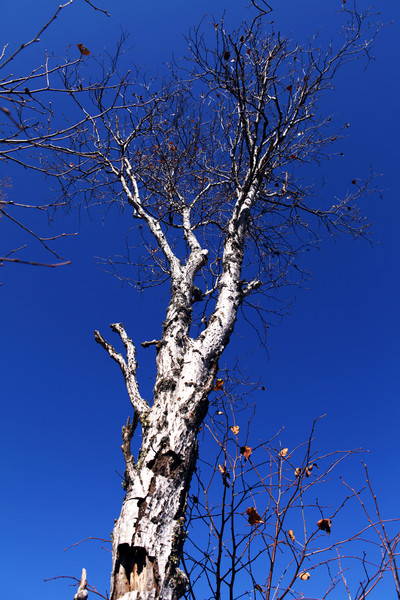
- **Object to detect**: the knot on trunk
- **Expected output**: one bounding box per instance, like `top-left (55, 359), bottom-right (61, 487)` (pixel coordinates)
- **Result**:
top-left (148, 450), bottom-right (183, 479)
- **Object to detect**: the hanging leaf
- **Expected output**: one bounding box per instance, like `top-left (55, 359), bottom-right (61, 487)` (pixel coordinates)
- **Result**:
top-left (286, 84), bottom-right (293, 92)
top-left (246, 507), bottom-right (263, 525)
top-left (223, 50), bottom-right (231, 60)
top-left (317, 518), bottom-right (332, 534)
top-left (240, 445), bottom-right (252, 460)
top-left (216, 410), bottom-right (223, 415)
top-left (218, 463), bottom-right (230, 487)
top-left (279, 448), bottom-right (288, 458)
top-left (299, 571), bottom-right (311, 581)
top-left (288, 529), bottom-right (295, 542)
top-left (294, 467), bottom-right (302, 477)
top-left (230, 425), bottom-right (240, 435)
top-left (77, 43), bottom-right (90, 56)
top-left (214, 378), bottom-right (224, 391)
top-left (351, 179), bottom-right (357, 185)
top-left (305, 462), bottom-right (318, 477)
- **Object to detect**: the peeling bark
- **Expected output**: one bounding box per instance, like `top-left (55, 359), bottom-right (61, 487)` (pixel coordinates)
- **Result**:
top-left (110, 386), bottom-right (208, 600)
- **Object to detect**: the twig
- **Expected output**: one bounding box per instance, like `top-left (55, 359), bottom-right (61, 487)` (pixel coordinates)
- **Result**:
top-left (64, 537), bottom-right (111, 552)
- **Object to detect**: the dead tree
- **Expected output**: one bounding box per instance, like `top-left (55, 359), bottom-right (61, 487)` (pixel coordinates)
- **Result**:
top-left (2, 3), bottom-right (381, 599)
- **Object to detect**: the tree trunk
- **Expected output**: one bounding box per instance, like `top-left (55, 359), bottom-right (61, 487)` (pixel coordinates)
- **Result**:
top-left (109, 343), bottom-right (217, 600)
top-left (97, 189), bottom-right (252, 599)
top-left (110, 428), bottom-right (196, 600)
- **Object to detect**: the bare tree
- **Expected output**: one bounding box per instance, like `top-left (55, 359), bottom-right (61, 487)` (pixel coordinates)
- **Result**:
top-left (182, 396), bottom-right (400, 600)
top-left (2, 3), bottom-right (383, 599)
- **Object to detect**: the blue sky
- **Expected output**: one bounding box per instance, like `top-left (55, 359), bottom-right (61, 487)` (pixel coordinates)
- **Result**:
top-left (1, 1), bottom-right (400, 599)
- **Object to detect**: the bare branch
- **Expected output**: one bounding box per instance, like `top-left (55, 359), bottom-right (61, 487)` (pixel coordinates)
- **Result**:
top-left (94, 325), bottom-right (150, 418)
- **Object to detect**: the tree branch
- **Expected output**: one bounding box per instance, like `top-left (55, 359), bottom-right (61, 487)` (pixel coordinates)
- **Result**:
top-left (94, 325), bottom-right (149, 418)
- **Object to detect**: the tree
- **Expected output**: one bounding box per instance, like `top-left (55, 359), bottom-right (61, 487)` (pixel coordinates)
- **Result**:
top-left (1, 2), bottom-right (385, 599)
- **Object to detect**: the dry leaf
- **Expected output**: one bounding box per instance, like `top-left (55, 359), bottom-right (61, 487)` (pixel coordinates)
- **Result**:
top-left (294, 467), bottom-right (302, 477)
top-left (240, 446), bottom-right (252, 460)
top-left (246, 507), bottom-right (263, 525)
top-left (216, 410), bottom-right (223, 415)
top-left (77, 43), bottom-right (90, 56)
top-left (305, 462), bottom-right (318, 477)
top-left (223, 50), bottom-right (231, 60)
top-left (218, 463), bottom-right (230, 487)
top-left (214, 378), bottom-right (224, 391)
top-left (317, 518), bottom-right (332, 534)
top-left (230, 425), bottom-right (240, 435)
top-left (288, 529), bottom-right (295, 543)
top-left (279, 448), bottom-right (288, 458)
top-left (299, 571), bottom-right (310, 581)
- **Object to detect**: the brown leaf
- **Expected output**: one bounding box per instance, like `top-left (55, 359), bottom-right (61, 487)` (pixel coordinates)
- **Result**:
top-left (317, 518), bottom-right (332, 534)
top-left (216, 410), bottom-right (223, 415)
top-left (351, 179), bottom-right (357, 185)
top-left (294, 467), bottom-right (302, 477)
top-left (305, 462), bottom-right (318, 477)
top-left (286, 84), bottom-right (293, 92)
top-left (214, 378), bottom-right (224, 391)
top-left (240, 445), bottom-right (252, 460)
top-left (299, 571), bottom-right (310, 581)
top-left (246, 507), bottom-right (263, 525)
top-left (77, 43), bottom-right (90, 56)
top-left (288, 529), bottom-right (295, 542)
top-left (230, 425), bottom-right (240, 435)
top-left (279, 448), bottom-right (288, 458)
top-left (223, 50), bottom-right (231, 60)
top-left (218, 463), bottom-right (230, 487)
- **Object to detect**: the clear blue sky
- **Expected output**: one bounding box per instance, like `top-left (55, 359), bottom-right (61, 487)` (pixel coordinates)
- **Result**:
top-left (1, 1), bottom-right (400, 599)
